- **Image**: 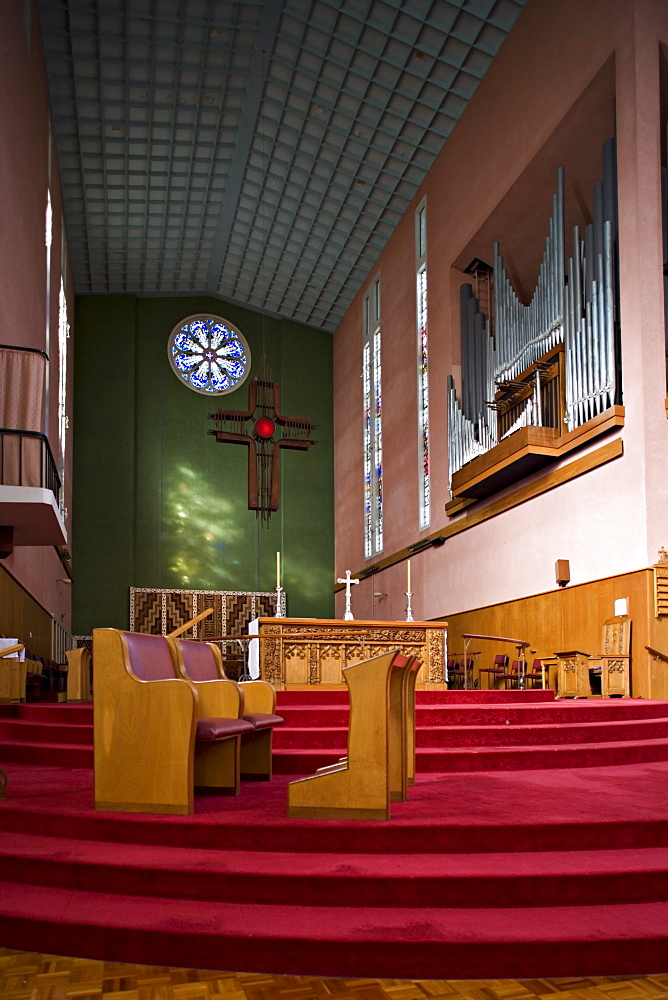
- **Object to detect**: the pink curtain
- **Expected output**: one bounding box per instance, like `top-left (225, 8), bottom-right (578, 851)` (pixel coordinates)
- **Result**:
top-left (0, 348), bottom-right (46, 487)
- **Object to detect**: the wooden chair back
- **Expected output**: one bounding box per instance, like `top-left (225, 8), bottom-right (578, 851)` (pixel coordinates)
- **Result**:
top-left (602, 615), bottom-right (630, 656)
top-left (173, 639), bottom-right (223, 682)
top-left (123, 630), bottom-right (177, 681)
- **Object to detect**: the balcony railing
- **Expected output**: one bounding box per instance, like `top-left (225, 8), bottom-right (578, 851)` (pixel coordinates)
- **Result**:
top-left (0, 428), bottom-right (61, 503)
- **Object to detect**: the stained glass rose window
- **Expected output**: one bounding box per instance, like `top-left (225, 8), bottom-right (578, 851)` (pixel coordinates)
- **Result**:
top-left (168, 314), bottom-right (251, 395)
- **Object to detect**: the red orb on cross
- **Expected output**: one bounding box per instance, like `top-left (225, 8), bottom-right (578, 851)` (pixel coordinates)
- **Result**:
top-left (254, 416), bottom-right (276, 439)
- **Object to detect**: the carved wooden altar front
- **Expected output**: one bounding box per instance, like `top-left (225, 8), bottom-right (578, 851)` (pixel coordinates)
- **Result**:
top-left (256, 618), bottom-right (448, 686)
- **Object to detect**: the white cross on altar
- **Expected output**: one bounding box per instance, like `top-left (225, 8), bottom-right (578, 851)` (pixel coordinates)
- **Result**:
top-left (336, 569), bottom-right (360, 621)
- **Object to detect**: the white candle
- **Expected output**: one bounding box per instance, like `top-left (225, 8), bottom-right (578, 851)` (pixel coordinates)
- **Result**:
top-left (407, 559), bottom-right (411, 592)
top-left (276, 551), bottom-right (281, 588)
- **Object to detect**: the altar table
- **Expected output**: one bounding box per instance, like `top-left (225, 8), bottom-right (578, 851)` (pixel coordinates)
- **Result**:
top-left (255, 617), bottom-right (448, 686)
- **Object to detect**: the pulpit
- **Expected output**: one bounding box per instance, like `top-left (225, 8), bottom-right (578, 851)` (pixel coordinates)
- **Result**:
top-left (254, 617), bottom-right (448, 686)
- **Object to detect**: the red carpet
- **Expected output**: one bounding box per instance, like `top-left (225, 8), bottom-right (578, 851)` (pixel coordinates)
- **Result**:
top-left (1, 690), bottom-right (668, 977)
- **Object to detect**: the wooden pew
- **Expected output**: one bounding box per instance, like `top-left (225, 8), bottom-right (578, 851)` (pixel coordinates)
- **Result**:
top-left (288, 649), bottom-right (417, 821)
top-left (66, 646), bottom-right (92, 702)
top-left (171, 637), bottom-right (283, 780)
top-left (93, 628), bottom-right (254, 815)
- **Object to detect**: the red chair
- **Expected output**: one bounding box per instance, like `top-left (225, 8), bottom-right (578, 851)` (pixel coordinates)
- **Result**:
top-left (478, 653), bottom-right (508, 689)
top-left (446, 658), bottom-right (465, 689)
top-left (525, 657), bottom-right (546, 688)
top-left (498, 659), bottom-right (524, 688)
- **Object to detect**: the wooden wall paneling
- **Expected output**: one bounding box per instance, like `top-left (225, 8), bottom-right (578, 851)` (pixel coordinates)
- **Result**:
top-left (444, 569), bottom-right (660, 698)
top-left (0, 566), bottom-right (53, 658)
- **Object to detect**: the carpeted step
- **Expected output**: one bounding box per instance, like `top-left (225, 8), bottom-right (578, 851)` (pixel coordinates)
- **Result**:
top-left (276, 705), bottom-right (350, 727)
top-left (415, 700), bottom-right (668, 726)
top-left (0, 879), bottom-right (666, 978)
top-left (412, 737), bottom-right (668, 771)
top-left (4, 698), bottom-right (668, 775)
top-left (416, 716), bottom-right (668, 748)
top-left (417, 689), bottom-right (557, 703)
top-left (276, 690), bottom-right (351, 705)
top-left (0, 719), bottom-right (94, 745)
top-left (0, 704), bottom-right (93, 724)
top-left (0, 739), bottom-right (93, 767)
top-left (4, 765), bottom-right (668, 855)
top-left (272, 735), bottom-right (668, 773)
top-left (274, 717), bottom-right (668, 752)
top-left (275, 689), bottom-right (557, 706)
top-left (1, 831), bottom-right (668, 908)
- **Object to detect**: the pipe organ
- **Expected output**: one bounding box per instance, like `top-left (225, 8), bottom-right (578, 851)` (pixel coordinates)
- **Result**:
top-left (448, 139), bottom-right (619, 491)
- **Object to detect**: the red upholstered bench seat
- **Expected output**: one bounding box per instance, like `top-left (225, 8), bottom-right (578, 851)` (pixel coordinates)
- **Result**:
top-left (196, 717), bottom-right (255, 741)
top-left (244, 712), bottom-right (283, 730)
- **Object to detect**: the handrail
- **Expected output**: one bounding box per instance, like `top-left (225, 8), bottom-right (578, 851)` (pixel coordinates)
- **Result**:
top-left (167, 607), bottom-right (214, 638)
top-left (0, 643), bottom-right (24, 658)
top-left (0, 343), bottom-right (49, 361)
top-left (646, 645), bottom-right (668, 664)
top-left (0, 428), bottom-right (61, 501)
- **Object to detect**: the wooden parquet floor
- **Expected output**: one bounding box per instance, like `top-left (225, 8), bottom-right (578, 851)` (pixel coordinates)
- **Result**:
top-left (1, 950), bottom-right (667, 1000)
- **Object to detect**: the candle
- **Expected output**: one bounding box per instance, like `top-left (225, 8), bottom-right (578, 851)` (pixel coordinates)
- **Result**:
top-left (407, 559), bottom-right (411, 592)
top-left (276, 551), bottom-right (281, 588)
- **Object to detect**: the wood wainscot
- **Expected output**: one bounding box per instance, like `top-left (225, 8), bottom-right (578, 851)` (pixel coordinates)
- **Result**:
top-left (255, 618), bottom-right (448, 686)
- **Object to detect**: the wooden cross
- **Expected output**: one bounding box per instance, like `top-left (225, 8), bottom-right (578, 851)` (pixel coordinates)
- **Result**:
top-left (208, 379), bottom-right (315, 518)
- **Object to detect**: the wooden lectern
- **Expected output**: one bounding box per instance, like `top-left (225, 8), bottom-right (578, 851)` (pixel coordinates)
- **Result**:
top-left (288, 649), bottom-right (419, 820)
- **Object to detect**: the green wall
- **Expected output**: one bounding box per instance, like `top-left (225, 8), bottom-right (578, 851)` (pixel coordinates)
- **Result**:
top-left (72, 295), bottom-right (334, 633)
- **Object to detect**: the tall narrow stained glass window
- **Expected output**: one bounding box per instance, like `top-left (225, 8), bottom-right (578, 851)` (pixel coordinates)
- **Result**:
top-left (416, 201), bottom-right (430, 528)
top-left (363, 276), bottom-right (383, 558)
top-left (58, 274), bottom-right (69, 520)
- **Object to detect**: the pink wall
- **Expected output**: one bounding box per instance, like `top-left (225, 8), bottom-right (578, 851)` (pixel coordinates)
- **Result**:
top-left (334, 0), bottom-right (668, 622)
top-left (0, 0), bottom-right (74, 628)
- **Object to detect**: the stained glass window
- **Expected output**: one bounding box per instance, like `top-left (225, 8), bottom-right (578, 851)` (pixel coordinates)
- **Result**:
top-left (363, 277), bottom-right (383, 558)
top-left (363, 341), bottom-right (373, 556)
top-left (58, 271), bottom-right (69, 521)
top-left (168, 314), bottom-right (251, 395)
top-left (416, 202), bottom-right (430, 528)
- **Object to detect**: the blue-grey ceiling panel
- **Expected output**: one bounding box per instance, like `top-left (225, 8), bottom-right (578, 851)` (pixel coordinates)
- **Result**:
top-left (38, 0), bottom-right (525, 331)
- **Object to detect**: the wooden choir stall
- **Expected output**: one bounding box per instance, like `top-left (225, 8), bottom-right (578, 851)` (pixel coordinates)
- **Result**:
top-left (251, 617), bottom-right (448, 686)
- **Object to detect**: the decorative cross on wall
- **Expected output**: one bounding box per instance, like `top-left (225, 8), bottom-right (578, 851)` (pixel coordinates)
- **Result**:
top-left (208, 378), bottom-right (316, 520)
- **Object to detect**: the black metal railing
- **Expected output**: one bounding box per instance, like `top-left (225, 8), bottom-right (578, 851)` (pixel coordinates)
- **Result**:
top-left (0, 428), bottom-right (61, 503)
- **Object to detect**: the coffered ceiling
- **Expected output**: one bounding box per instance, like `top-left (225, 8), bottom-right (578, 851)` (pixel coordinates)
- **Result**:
top-left (38, 0), bottom-right (525, 331)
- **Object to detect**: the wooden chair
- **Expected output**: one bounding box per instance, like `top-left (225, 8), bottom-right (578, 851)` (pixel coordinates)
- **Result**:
top-left (288, 649), bottom-right (417, 821)
top-left (171, 637), bottom-right (283, 780)
top-left (93, 628), bottom-right (254, 815)
top-left (478, 653), bottom-right (508, 689)
top-left (589, 615), bottom-right (631, 697)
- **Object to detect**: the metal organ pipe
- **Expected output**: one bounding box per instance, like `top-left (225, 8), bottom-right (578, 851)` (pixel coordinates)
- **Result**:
top-left (447, 141), bottom-right (619, 492)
